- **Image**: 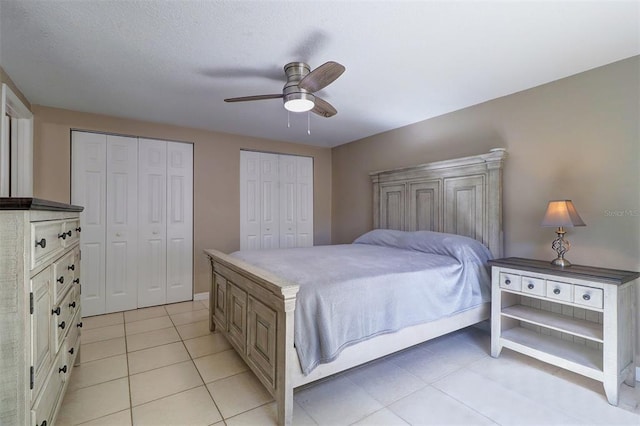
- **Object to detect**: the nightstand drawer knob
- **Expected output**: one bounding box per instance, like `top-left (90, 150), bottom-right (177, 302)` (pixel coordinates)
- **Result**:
top-left (553, 288), bottom-right (561, 295)
top-left (583, 294), bottom-right (591, 301)
top-left (527, 283), bottom-right (535, 290)
top-left (505, 279), bottom-right (511, 285)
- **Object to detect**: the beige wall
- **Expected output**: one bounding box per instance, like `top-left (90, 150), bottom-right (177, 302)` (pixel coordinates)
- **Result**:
top-left (332, 56), bottom-right (640, 356)
top-left (31, 106), bottom-right (332, 295)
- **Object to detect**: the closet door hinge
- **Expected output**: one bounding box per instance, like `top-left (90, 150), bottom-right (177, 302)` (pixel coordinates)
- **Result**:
top-left (30, 292), bottom-right (33, 314)
top-left (30, 366), bottom-right (34, 390)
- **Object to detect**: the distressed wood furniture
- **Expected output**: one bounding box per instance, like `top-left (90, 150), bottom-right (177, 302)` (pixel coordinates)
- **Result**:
top-left (490, 257), bottom-right (638, 405)
top-left (205, 149), bottom-right (507, 425)
top-left (0, 198), bottom-right (83, 426)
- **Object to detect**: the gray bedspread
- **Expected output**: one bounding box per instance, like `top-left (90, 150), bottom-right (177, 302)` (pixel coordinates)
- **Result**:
top-left (231, 230), bottom-right (492, 375)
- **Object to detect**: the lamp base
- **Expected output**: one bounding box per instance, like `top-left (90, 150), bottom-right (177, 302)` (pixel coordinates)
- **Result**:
top-left (550, 257), bottom-right (572, 267)
top-left (550, 227), bottom-right (572, 268)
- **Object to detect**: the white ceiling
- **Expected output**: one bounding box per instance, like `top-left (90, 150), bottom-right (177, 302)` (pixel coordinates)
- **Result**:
top-left (1, 1), bottom-right (639, 148)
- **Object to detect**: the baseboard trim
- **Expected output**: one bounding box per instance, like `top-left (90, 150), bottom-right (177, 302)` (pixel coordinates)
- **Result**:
top-left (194, 292), bottom-right (209, 301)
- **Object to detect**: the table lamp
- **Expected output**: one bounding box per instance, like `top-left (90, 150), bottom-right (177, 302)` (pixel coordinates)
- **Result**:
top-left (541, 200), bottom-right (586, 267)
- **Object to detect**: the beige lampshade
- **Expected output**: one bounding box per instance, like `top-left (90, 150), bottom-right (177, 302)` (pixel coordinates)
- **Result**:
top-left (541, 200), bottom-right (586, 227)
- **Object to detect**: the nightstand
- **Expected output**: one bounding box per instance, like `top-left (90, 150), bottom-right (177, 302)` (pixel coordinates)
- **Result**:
top-left (489, 257), bottom-right (639, 406)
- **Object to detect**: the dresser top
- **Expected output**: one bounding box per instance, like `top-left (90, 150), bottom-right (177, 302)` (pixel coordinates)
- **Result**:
top-left (0, 197), bottom-right (83, 212)
top-left (489, 257), bottom-right (640, 285)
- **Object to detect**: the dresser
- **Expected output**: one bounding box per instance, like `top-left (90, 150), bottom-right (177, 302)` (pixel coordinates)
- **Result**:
top-left (0, 198), bottom-right (83, 426)
top-left (490, 257), bottom-right (639, 406)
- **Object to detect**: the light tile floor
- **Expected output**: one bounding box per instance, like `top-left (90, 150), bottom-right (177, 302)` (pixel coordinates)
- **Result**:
top-left (58, 300), bottom-right (640, 425)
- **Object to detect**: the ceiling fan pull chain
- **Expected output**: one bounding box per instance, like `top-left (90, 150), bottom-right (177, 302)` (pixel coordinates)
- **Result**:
top-left (287, 111), bottom-right (291, 128)
top-left (307, 112), bottom-right (311, 135)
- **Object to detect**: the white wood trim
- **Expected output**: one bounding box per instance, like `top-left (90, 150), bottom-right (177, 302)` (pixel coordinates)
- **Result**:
top-left (193, 292), bottom-right (209, 301)
top-left (0, 115), bottom-right (8, 196)
top-left (0, 83), bottom-right (33, 197)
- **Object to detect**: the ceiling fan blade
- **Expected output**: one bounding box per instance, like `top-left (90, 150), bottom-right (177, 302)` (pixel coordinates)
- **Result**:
top-left (298, 61), bottom-right (345, 93)
top-left (311, 96), bottom-right (337, 118)
top-left (224, 94), bottom-right (283, 102)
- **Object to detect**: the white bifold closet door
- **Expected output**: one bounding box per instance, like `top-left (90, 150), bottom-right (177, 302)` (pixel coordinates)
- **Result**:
top-left (72, 131), bottom-right (193, 316)
top-left (240, 150), bottom-right (313, 250)
top-left (138, 139), bottom-right (194, 308)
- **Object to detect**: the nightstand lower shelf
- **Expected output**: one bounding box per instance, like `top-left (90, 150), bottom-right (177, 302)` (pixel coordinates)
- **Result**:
top-left (500, 327), bottom-right (603, 381)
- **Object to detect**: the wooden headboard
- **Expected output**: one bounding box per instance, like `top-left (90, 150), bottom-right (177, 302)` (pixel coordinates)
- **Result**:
top-left (370, 149), bottom-right (507, 258)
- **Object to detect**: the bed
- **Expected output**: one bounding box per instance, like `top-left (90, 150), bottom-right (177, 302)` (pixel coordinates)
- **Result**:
top-left (204, 148), bottom-right (507, 425)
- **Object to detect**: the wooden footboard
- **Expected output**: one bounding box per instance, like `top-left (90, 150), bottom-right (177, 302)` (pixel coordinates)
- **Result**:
top-left (205, 249), bottom-right (299, 426)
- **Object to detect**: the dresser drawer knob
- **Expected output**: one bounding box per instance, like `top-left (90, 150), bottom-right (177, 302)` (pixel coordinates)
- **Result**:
top-left (57, 276), bottom-right (64, 284)
top-left (583, 294), bottom-right (591, 301)
top-left (58, 232), bottom-right (67, 240)
top-left (38, 421), bottom-right (47, 426)
top-left (76, 226), bottom-right (82, 232)
top-left (58, 321), bottom-right (66, 330)
top-left (73, 278), bottom-right (80, 284)
top-left (527, 283), bottom-right (535, 290)
top-left (35, 238), bottom-right (47, 248)
top-left (77, 322), bottom-right (83, 328)
top-left (69, 347), bottom-right (74, 355)
top-left (58, 365), bottom-right (67, 374)
top-left (69, 301), bottom-right (76, 308)
top-left (553, 288), bottom-right (561, 295)
top-left (68, 264), bottom-right (75, 271)
top-left (51, 307), bottom-right (61, 316)
top-left (505, 279), bottom-right (511, 285)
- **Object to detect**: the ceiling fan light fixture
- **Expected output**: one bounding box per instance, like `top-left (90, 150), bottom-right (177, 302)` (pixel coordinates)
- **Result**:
top-left (284, 92), bottom-right (315, 112)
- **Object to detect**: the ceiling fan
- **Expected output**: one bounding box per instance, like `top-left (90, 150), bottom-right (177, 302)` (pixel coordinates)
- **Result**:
top-left (224, 61), bottom-right (345, 117)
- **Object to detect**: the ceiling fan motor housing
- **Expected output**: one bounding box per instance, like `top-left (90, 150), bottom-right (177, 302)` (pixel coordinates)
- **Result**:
top-left (283, 62), bottom-right (316, 109)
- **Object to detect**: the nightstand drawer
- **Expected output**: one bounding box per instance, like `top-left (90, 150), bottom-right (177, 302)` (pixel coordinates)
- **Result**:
top-left (521, 276), bottom-right (545, 297)
top-left (574, 285), bottom-right (603, 309)
top-left (499, 272), bottom-right (522, 291)
top-left (546, 280), bottom-right (573, 302)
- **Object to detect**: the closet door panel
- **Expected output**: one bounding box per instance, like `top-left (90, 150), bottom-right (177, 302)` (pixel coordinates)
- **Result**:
top-left (279, 155), bottom-right (297, 249)
top-left (138, 139), bottom-right (167, 308)
top-left (240, 151), bottom-right (314, 250)
top-left (296, 156), bottom-right (313, 247)
top-left (240, 151), bottom-right (261, 250)
top-left (166, 142), bottom-right (193, 303)
top-left (71, 131), bottom-right (107, 316)
top-left (260, 153), bottom-right (279, 249)
top-left (105, 135), bottom-right (138, 312)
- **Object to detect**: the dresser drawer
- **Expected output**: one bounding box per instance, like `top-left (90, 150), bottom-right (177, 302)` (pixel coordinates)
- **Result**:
top-left (66, 311), bottom-right (81, 367)
top-left (52, 250), bottom-right (76, 303)
top-left (53, 289), bottom-right (74, 351)
top-left (546, 280), bottom-right (573, 303)
top-left (521, 276), bottom-right (545, 297)
top-left (499, 272), bottom-right (522, 291)
top-left (574, 285), bottom-right (603, 309)
top-left (61, 218), bottom-right (81, 248)
top-left (31, 220), bottom-right (66, 270)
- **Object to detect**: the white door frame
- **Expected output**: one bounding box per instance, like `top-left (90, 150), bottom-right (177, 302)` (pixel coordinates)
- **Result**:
top-left (0, 83), bottom-right (33, 197)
